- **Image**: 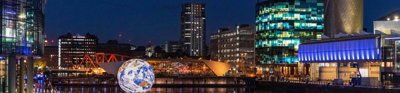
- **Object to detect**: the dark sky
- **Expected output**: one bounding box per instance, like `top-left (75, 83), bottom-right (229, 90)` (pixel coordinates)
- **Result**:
top-left (45, 0), bottom-right (400, 46)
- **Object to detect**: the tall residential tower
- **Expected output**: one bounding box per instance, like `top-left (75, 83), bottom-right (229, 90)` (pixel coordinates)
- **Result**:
top-left (180, 3), bottom-right (206, 57)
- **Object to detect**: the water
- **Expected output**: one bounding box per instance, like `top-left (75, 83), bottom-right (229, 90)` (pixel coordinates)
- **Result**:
top-left (55, 86), bottom-right (254, 93)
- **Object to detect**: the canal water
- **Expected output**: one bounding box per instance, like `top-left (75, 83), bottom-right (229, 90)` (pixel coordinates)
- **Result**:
top-left (55, 86), bottom-right (256, 93)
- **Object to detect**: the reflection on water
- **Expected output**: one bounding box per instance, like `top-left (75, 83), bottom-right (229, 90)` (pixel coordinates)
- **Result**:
top-left (148, 87), bottom-right (249, 93)
top-left (56, 86), bottom-right (253, 93)
top-left (57, 86), bottom-right (122, 93)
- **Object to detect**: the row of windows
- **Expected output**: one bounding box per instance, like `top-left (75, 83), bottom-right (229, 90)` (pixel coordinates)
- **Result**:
top-left (219, 38), bottom-right (239, 42)
top-left (259, 53), bottom-right (299, 64)
top-left (257, 31), bottom-right (321, 39)
top-left (60, 48), bottom-right (95, 51)
top-left (218, 48), bottom-right (254, 53)
top-left (61, 51), bottom-right (95, 54)
top-left (220, 54), bottom-right (241, 58)
top-left (61, 42), bottom-right (96, 44)
top-left (257, 13), bottom-right (323, 22)
top-left (62, 39), bottom-right (96, 41)
top-left (220, 32), bottom-right (237, 37)
top-left (219, 43), bottom-right (239, 47)
top-left (218, 48), bottom-right (240, 53)
top-left (257, 22), bottom-right (323, 31)
top-left (259, 8), bottom-right (323, 15)
top-left (258, 2), bottom-right (324, 15)
top-left (256, 39), bottom-right (301, 48)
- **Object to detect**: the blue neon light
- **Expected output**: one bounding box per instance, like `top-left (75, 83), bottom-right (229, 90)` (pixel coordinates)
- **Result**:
top-left (3, 11), bottom-right (16, 15)
top-left (298, 38), bottom-right (381, 62)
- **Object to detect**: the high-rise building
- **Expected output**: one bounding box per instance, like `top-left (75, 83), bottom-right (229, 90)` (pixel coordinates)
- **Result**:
top-left (210, 24), bottom-right (255, 74)
top-left (255, 0), bottom-right (325, 76)
top-left (58, 33), bottom-right (98, 68)
top-left (0, 0), bottom-right (46, 92)
top-left (324, 0), bottom-right (364, 37)
top-left (180, 3), bottom-right (206, 57)
top-left (1, 0), bottom-right (46, 55)
top-left (374, 10), bottom-right (400, 35)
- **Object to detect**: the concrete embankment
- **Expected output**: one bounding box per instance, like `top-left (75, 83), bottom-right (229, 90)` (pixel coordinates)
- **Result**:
top-left (256, 81), bottom-right (400, 93)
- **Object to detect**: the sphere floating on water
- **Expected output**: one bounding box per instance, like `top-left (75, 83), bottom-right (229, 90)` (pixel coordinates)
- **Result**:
top-left (117, 59), bottom-right (155, 92)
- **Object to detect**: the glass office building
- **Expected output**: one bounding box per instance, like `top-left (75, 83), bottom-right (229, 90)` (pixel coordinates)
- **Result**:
top-left (1, 0), bottom-right (45, 55)
top-left (256, 0), bottom-right (325, 64)
top-left (0, 0), bottom-right (46, 92)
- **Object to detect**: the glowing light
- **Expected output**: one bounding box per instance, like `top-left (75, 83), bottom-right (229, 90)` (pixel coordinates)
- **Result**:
top-left (117, 59), bottom-right (154, 93)
top-left (299, 38), bottom-right (381, 62)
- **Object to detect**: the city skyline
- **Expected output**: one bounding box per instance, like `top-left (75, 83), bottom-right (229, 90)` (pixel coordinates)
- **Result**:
top-left (45, 0), bottom-right (256, 46)
top-left (43, 0), bottom-right (400, 46)
top-left (1, 0), bottom-right (400, 92)
top-left (45, 0), bottom-right (400, 45)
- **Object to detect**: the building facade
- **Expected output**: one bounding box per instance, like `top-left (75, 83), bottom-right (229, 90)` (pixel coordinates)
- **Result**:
top-left (298, 35), bottom-right (394, 86)
top-left (1, 0), bottom-right (45, 55)
top-left (255, 0), bottom-right (324, 77)
top-left (164, 41), bottom-right (181, 53)
top-left (58, 33), bottom-right (98, 68)
top-left (324, 0), bottom-right (364, 37)
top-left (210, 24), bottom-right (255, 74)
top-left (180, 3), bottom-right (206, 57)
top-left (0, 0), bottom-right (46, 92)
top-left (374, 10), bottom-right (400, 35)
top-left (210, 29), bottom-right (223, 61)
top-left (145, 45), bottom-right (155, 57)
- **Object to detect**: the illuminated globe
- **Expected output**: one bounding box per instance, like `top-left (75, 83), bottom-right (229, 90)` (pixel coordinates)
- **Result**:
top-left (117, 59), bottom-right (155, 93)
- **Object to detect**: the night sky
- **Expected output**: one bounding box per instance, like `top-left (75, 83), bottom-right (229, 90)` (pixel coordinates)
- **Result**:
top-left (45, 0), bottom-right (400, 46)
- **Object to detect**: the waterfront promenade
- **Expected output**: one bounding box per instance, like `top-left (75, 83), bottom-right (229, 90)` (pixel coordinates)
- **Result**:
top-left (257, 80), bottom-right (400, 93)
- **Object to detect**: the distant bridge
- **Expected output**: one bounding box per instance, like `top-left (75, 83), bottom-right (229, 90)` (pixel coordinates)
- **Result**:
top-left (72, 53), bottom-right (232, 77)
top-left (73, 53), bottom-right (133, 68)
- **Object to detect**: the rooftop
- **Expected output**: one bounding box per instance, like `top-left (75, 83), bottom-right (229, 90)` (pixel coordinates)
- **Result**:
top-left (376, 10), bottom-right (400, 21)
top-left (302, 34), bottom-right (381, 44)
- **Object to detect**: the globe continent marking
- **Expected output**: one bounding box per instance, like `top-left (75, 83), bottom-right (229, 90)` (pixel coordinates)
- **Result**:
top-left (117, 59), bottom-right (155, 93)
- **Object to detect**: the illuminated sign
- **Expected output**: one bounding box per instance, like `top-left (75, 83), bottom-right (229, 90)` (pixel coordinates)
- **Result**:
top-left (73, 36), bottom-right (86, 39)
top-left (298, 38), bottom-right (381, 62)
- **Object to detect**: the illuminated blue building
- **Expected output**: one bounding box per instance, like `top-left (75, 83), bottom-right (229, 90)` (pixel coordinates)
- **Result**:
top-left (298, 34), bottom-right (394, 85)
top-left (299, 36), bottom-right (382, 62)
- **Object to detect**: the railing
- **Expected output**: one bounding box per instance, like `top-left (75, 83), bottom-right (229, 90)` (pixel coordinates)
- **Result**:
top-left (257, 78), bottom-right (383, 89)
